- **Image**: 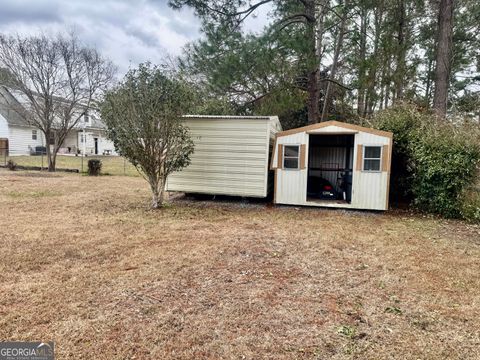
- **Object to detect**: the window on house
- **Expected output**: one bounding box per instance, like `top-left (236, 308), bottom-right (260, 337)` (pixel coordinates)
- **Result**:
top-left (84, 112), bottom-right (89, 123)
top-left (363, 146), bottom-right (382, 171)
top-left (80, 134), bottom-right (84, 143)
top-left (32, 130), bottom-right (37, 140)
top-left (283, 145), bottom-right (300, 169)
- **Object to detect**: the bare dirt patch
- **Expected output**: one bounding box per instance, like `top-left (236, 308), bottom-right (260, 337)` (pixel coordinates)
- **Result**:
top-left (0, 169), bottom-right (479, 359)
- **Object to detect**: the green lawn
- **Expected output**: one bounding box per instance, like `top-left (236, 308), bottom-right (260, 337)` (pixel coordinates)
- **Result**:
top-left (5, 155), bottom-right (139, 176)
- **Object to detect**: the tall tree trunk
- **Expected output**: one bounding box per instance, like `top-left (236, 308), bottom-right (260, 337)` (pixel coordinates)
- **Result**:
top-left (49, 152), bottom-right (57, 172)
top-left (315, 2), bottom-right (325, 69)
top-left (365, 3), bottom-right (384, 114)
top-left (321, 0), bottom-right (348, 122)
top-left (384, 53), bottom-right (392, 108)
top-left (357, 9), bottom-right (367, 117)
top-left (306, 0), bottom-right (324, 124)
top-left (393, 0), bottom-right (406, 102)
top-left (379, 83), bottom-right (385, 110)
top-left (425, 57), bottom-right (433, 106)
top-left (433, 0), bottom-right (454, 117)
top-left (43, 129), bottom-right (56, 172)
top-left (307, 71), bottom-right (320, 124)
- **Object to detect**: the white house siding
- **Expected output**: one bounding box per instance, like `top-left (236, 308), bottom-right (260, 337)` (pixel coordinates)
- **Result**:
top-left (0, 114), bottom-right (8, 139)
top-left (272, 123), bottom-right (392, 210)
top-left (167, 116), bottom-right (281, 198)
top-left (9, 125), bottom-right (46, 155)
top-left (77, 130), bottom-right (116, 155)
top-left (95, 134), bottom-right (116, 155)
top-left (61, 131), bottom-right (79, 154)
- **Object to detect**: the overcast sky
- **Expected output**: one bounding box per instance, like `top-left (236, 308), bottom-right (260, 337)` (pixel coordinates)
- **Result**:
top-left (0, 0), bottom-right (270, 76)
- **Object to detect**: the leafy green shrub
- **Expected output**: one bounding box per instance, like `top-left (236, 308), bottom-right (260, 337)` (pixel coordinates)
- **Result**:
top-left (371, 103), bottom-right (480, 220)
top-left (410, 129), bottom-right (480, 218)
top-left (87, 159), bottom-right (102, 176)
top-left (460, 186), bottom-right (480, 222)
top-left (6, 159), bottom-right (17, 171)
top-left (370, 105), bottom-right (426, 201)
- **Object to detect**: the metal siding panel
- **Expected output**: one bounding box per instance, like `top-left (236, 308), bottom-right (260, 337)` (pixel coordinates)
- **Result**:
top-left (275, 130), bottom-right (391, 210)
top-left (275, 132), bottom-right (308, 205)
top-left (167, 117), bottom-right (273, 197)
top-left (350, 132), bottom-right (390, 210)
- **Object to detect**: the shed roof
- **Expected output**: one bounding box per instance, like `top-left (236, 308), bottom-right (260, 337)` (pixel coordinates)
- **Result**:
top-left (276, 120), bottom-right (393, 138)
top-left (183, 115), bottom-right (276, 120)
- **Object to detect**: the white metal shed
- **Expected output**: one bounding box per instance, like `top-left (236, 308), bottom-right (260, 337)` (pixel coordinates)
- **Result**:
top-left (166, 115), bottom-right (282, 198)
top-left (270, 121), bottom-right (393, 210)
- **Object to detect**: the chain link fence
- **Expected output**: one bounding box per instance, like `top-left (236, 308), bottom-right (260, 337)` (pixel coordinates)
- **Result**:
top-left (1, 148), bottom-right (137, 176)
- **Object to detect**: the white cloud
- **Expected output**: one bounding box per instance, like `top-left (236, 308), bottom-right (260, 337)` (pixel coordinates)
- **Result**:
top-left (0, 0), bottom-right (274, 77)
top-left (0, 0), bottom-right (201, 75)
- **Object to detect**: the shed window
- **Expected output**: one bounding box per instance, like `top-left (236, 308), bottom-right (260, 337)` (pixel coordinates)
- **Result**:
top-left (283, 145), bottom-right (300, 169)
top-left (363, 146), bottom-right (382, 171)
top-left (32, 130), bottom-right (37, 140)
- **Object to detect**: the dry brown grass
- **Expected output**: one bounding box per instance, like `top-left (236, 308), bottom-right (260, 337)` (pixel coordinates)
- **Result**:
top-left (0, 169), bottom-right (479, 359)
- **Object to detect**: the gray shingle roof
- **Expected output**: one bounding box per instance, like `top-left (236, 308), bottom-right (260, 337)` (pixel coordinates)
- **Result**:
top-left (0, 86), bottom-right (30, 126)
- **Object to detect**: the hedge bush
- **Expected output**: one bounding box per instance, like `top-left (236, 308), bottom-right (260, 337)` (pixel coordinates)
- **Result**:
top-left (87, 159), bottom-right (102, 176)
top-left (460, 187), bottom-right (480, 222)
top-left (6, 159), bottom-right (17, 171)
top-left (370, 103), bottom-right (480, 221)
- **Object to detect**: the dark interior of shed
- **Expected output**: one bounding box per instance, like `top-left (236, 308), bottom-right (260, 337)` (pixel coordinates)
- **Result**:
top-left (307, 134), bottom-right (354, 203)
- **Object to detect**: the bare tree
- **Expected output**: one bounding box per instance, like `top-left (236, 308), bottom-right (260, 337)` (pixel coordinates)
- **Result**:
top-left (0, 33), bottom-right (115, 171)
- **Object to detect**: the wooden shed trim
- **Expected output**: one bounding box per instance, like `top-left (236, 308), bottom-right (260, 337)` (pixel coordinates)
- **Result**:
top-left (355, 144), bottom-right (363, 171)
top-left (381, 144), bottom-right (389, 172)
top-left (270, 138), bottom-right (278, 170)
top-left (306, 131), bottom-right (358, 135)
top-left (300, 144), bottom-right (306, 169)
top-left (276, 143), bottom-right (283, 169)
top-left (276, 120), bottom-right (393, 139)
top-left (385, 138), bottom-right (393, 209)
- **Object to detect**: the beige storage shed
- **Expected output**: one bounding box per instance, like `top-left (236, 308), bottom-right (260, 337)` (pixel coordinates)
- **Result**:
top-left (270, 121), bottom-right (393, 210)
top-left (167, 115), bottom-right (282, 198)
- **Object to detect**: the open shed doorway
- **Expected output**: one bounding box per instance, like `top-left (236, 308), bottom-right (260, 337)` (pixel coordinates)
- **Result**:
top-left (307, 134), bottom-right (354, 204)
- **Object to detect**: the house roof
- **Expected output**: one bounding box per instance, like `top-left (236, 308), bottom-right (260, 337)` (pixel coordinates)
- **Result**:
top-left (0, 86), bottom-right (30, 126)
top-left (276, 120), bottom-right (393, 138)
top-left (0, 85), bottom-right (107, 130)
